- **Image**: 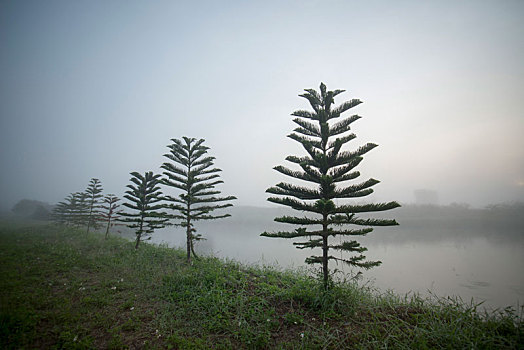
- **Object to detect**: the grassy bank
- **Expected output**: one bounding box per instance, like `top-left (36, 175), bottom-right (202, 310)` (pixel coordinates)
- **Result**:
top-left (0, 222), bottom-right (522, 349)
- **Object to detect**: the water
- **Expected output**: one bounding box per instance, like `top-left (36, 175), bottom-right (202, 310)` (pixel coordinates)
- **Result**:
top-left (151, 205), bottom-right (524, 310)
top-left (362, 238), bottom-right (524, 310)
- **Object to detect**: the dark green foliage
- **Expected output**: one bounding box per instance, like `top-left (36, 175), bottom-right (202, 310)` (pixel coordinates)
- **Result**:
top-left (52, 192), bottom-right (89, 227)
top-left (69, 192), bottom-right (90, 228)
top-left (50, 178), bottom-right (103, 230)
top-left (99, 194), bottom-right (121, 239)
top-left (262, 83), bottom-right (400, 288)
top-left (85, 178), bottom-right (103, 234)
top-left (28, 205), bottom-right (51, 221)
top-left (51, 200), bottom-right (69, 225)
top-left (120, 171), bottom-right (168, 249)
top-left (11, 199), bottom-right (52, 220)
top-left (161, 137), bottom-right (236, 263)
top-left (11, 199), bottom-right (39, 217)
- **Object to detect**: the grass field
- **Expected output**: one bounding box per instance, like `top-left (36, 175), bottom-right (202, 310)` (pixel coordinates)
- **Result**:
top-left (0, 221), bottom-right (522, 349)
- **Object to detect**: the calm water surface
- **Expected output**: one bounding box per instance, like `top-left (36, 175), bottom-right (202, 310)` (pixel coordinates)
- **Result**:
top-left (151, 206), bottom-right (524, 311)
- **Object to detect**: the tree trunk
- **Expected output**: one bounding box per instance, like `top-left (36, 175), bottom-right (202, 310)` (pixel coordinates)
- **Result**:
top-left (190, 239), bottom-right (199, 259)
top-left (105, 215), bottom-right (111, 239)
top-left (135, 217), bottom-right (144, 250)
top-left (86, 201), bottom-right (93, 234)
top-left (186, 200), bottom-right (192, 264)
top-left (186, 161), bottom-right (192, 264)
top-left (322, 215), bottom-right (329, 290)
top-left (186, 221), bottom-right (191, 263)
top-left (135, 234), bottom-right (141, 249)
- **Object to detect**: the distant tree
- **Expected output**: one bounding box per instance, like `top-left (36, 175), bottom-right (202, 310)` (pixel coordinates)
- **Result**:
top-left (12, 199), bottom-right (38, 217)
top-left (52, 199), bottom-right (70, 225)
top-left (52, 192), bottom-right (89, 227)
top-left (100, 194), bottom-right (122, 239)
top-left (71, 192), bottom-right (90, 228)
top-left (85, 178), bottom-right (103, 234)
top-left (120, 172), bottom-right (168, 249)
top-left (261, 83), bottom-right (400, 289)
top-left (30, 205), bottom-right (51, 221)
top-left (161, 137), bottom-right (236, 263)
top-left (12, 199), bottom-right (52, 220)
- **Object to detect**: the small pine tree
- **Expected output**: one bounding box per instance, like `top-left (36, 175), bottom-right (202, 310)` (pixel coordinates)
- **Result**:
top-left (120, 171), bottom-right (168, 249)
top-left (70, 192), bottom-right (89, 228)
top-left (261, 83), bottom-right (400, 289)
top-left (53, 192), bottom-right (89, 227)
top-left (85, 178), bottom-right (103, 234)
top-left (161, 137), bottom-right (236, 263)
top-left (100, 194), bottom-right (121, 239)
top-left (52, 199), bottom-right (70, 225)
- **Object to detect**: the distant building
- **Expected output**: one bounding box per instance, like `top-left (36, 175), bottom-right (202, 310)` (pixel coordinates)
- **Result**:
top-left (414, 189), bottom-right (439, 206)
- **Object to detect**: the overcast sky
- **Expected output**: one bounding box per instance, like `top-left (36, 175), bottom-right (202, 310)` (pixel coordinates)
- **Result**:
top-left (1, 0), bottom-right (523, 210)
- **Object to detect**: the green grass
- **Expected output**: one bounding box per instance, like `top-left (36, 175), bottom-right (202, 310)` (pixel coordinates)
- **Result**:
top-left (0, 221), bottom-right (522, 349)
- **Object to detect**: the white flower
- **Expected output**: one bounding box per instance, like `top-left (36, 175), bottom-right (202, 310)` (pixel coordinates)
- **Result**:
top-left (266, 318), bottom-right (270, 322)
top-left (111, 286), bottom-right (117, 290)
top-left (73, 335), bottom-right (78, 342)
top-left (300, 332), bottom-right (304, 338)
top-left (130, 307), bottom-right (134, 311)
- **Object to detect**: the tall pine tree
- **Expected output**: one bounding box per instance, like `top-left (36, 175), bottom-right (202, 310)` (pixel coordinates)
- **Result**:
top-left (261, 83), bottom-right (400, 289)
top-left (85, 178), bottom-right (103, 234)
top-left (120, 172), bottom-right (168, 249)
top-left (161, 137), bottom-right (236, 263)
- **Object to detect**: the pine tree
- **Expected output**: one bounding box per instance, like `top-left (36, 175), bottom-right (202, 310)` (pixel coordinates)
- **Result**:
top-left (161, 137), bottom-right (236, 263)
top-left (120, 171), bottom-right (168, 249)
top-left (52, 198), bottom-right (71, 225)
top-left (100, 194), bottom-right (121, 239)
top-left (52, 192), bottom-right (89, 227)
top-left (85, 178), bottom-right (103, 234)
top-left (70, 192), bottom-right (89, 227)
top-left (261, 83), bottom-right (400, 289)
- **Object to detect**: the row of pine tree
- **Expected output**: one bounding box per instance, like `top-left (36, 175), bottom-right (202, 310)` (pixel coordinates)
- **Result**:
top-left (52, 179), bottom-right (120, 239)
top-left (52, 83), bottom-right (400, 289)
top-left (52, 136), bottom-right (237, 261)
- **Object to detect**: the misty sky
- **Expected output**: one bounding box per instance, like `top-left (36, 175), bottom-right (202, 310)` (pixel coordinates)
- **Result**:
top-left (1, 0), bottom-right (523, 211)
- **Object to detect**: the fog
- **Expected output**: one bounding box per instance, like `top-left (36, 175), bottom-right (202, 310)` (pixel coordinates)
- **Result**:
top-left (1, 0), bottom-right (524, 309)
top-left (1, 0), bottom-right (524, 212)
